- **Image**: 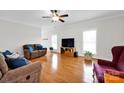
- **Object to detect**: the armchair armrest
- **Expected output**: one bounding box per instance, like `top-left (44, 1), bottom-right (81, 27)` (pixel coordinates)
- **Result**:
top-left (0, 62), bottom-right (42, 83)
top-left (98, 59), bottom-right (114, 67)
top-left (23, 49), bottom-right (30, 59)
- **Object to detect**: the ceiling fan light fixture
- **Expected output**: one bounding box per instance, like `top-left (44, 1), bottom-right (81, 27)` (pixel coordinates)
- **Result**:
top-left (42, 10), bottom-right (68, 23)
top-left (52, 16), bottom-right (59, 21)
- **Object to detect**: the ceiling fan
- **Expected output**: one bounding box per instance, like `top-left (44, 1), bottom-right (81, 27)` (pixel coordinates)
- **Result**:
top-left (42, 10), bottom-right (69, 23)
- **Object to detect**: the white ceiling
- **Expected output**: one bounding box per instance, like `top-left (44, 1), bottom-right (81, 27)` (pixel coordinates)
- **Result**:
top-left (0, 10), bottom-right (124, 28)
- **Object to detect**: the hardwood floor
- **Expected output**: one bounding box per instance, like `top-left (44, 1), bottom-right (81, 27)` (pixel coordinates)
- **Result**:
top-left (31, 52), bottom-right (97, 83)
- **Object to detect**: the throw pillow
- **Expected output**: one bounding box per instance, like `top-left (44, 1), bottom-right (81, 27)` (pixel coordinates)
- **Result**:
top-left (28, 46), bottom-right (33, 53)
top-left (6, 52), bottom-right (20, 59)
top-left (2, 50), bottom-right (12, 58)
top-left (7, 58), bottom-right (29, 69)
top-left (36, 44), bottom-right (43, 50)
top-left (0, 53), bottom-right (8, 74)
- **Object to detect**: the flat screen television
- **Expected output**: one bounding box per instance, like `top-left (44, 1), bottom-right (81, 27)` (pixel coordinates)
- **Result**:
top-left (62, 38), bottom-right (74, 47)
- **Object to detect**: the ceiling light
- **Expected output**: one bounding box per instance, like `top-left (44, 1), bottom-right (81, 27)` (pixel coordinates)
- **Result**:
top-left (52, 16), bottom-right (59, 21)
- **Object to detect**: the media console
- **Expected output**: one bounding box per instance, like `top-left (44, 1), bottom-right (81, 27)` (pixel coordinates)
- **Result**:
top-left (61, 47), bottom-right (76, 57)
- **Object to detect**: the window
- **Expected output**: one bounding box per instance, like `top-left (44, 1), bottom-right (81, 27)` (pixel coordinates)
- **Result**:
top-left (83, 30), bottom-right (96, 54)
top-left (51, 34), bottom-right (57, 50)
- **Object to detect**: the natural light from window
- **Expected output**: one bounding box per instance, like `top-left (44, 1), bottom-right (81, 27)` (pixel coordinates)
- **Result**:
top-left (83, 30), bottom-right (96, 54)
top-left (52, 54), bottom-right (58, 70)
top-left (51, 34), bottom-right (57, 50)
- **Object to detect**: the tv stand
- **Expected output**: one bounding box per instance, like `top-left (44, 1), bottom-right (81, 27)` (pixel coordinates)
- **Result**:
top-left (61, 47), bottom-right (76, 57)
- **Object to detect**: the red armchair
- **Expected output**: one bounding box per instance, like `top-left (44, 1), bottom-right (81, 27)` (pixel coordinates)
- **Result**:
top-left (93, 46), bottom-right (124, 83)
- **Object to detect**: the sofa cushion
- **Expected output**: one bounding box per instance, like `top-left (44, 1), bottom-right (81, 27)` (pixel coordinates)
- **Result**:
top-left (30, 51), bottom-right (39, 59)
top-left (117, 50), bottom-right (124, 71)
top-left (7, 58), bottom-right (29, 69)
top-left (38, 50), bottom-right (46, 56)
top-left (0, 53), bottom-right (8, 74)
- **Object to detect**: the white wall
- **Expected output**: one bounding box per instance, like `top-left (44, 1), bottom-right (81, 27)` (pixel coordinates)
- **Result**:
top-left (0, 19), bottom-right (41, 55)
top-left (41, 15), bottom-right (124, 60)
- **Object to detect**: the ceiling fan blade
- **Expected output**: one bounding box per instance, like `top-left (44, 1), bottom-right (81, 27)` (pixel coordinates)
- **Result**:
top-left (42, 16), bottom-right (51, 18)
top-left (59, 18), bottom-right (65, 22)
top-left (51, 10), bottom-right (58, 16)
top-left (60, 14), bottom-right (68, 17)
top-left (50, 10), bottom-right (54, 13)
top-left (51, 10), bottom-right (57, 13)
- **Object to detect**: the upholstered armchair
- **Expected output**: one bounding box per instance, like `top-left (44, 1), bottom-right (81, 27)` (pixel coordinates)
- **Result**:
top-left (93, 46), bottom-right (124, 83)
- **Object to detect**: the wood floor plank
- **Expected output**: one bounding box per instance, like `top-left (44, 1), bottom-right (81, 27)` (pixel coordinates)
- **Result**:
top-left (31, 52), bottom-right (96, 83)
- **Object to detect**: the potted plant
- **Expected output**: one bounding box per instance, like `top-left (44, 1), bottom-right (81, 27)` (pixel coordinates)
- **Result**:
top-left (49, 47), bottom-right (53, 52)
top-left (84, 51), bottom-right (93, 61)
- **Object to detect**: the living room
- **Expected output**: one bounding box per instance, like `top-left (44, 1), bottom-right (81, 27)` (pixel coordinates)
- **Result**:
top-left (0, 10), bottom-right (124, 83)
top-left (1, 9), bottom-right (124, 93)
top-left (41, 10), bottom-right (124, 83)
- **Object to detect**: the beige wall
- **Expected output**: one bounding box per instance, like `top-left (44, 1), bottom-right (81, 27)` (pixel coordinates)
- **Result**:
top-left (0, 19), bottom-right (41, 55)
top-left (42, 15), bottom-right (124, 60)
